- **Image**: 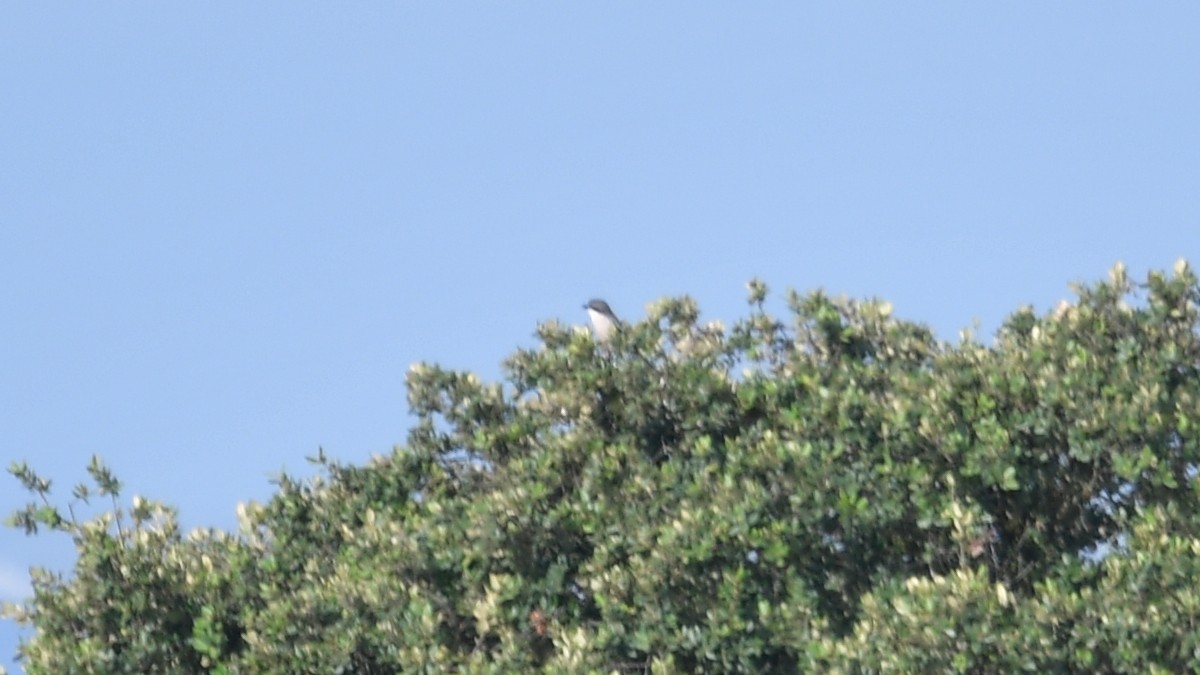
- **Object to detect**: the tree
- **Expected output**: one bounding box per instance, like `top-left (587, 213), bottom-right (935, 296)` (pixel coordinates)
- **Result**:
top-left (6, 261), bottom-right (1200, 673)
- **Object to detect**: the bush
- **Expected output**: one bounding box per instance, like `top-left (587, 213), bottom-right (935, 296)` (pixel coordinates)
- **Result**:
top-left (7, 261), bottom-right (1200, 673)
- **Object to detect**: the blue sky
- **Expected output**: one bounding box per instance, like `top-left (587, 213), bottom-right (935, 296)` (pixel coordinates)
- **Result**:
top-left (2, 4), bottom-right (1198, 669)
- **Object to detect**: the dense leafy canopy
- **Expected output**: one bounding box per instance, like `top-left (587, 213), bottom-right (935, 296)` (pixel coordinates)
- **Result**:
top-left (6, 262), bottom-right (1200, 674)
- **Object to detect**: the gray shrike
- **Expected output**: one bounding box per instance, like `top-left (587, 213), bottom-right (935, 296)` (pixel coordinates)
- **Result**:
top-left (584, 299), bottom-right (619, 342)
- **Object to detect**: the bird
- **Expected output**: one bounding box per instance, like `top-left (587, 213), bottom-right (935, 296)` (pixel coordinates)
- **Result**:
top-left (584, 298), bottom-right (619, 342)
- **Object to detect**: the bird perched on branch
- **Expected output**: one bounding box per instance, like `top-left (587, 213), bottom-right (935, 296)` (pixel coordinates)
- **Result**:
top-left (584, 298), bottom-right (619, 342)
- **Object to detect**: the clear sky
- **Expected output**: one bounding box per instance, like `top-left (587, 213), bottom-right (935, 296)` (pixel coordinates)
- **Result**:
top-left (2, 4), bottom-right (1198, 670)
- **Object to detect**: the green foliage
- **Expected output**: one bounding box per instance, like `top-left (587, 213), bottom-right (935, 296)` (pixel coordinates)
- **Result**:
top-left (6, 261), bottom-right (1200, 673)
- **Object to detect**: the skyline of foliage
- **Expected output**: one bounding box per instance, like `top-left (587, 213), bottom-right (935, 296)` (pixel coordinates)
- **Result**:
top-left (6, 261), bottom-right (1200, 673)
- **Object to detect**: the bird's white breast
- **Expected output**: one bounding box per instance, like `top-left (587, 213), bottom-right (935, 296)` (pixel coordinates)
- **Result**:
top-left (587, 308), bottom-right (615, 341)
